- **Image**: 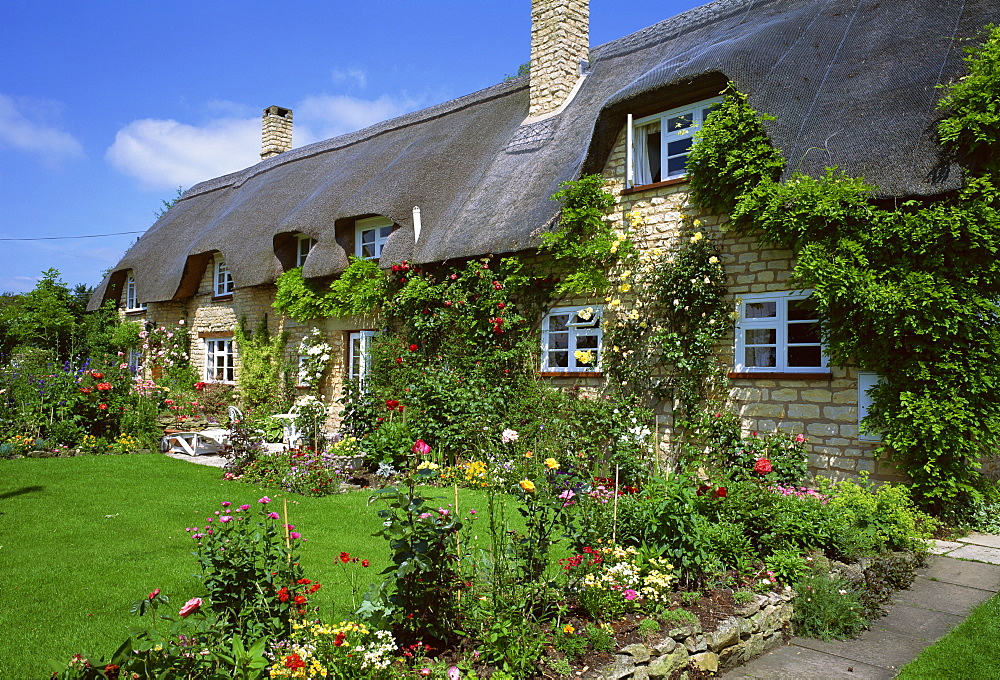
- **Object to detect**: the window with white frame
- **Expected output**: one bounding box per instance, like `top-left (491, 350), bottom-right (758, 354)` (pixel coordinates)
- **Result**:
top-left (127, 348), bottom-right (143, 374)
top-left (125, 276), bottom-right (146, 311)
top-left (541, 306), bottom-right (602, 372)
top-left (734, 292), bottom-right (826, 373)
top-left (296, 235), bottom-right (313, 267)
top-left (214, 257), bottom-right (234, 297)
top-left (857, 371), bottom-right (882, 442)
top-left (628, 97), bottom-right (723, 187)
top-left (355, 217), bottom-right (393, 260)
top-left (348, 330), bottom-right (378, 381)
top-left (205, 338), bottom-right (235, 383)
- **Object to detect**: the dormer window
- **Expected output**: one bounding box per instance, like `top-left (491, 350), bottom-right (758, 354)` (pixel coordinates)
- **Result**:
top-left (214, 256), bottom-right (234, 297)
top-left (296, 235), bottom-right (313, 267)
top-left (125, 275), bottom-right (146, 311)
top-left (628, 97), bottom-right (723, 187)
top-left (355, 217), bottom-right (393, 260)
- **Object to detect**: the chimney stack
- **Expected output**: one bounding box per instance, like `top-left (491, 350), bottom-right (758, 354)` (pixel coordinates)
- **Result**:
top-left (529, 0), bottom-right (589, 118)
top-left (261, 106), bottom-right (293, 160)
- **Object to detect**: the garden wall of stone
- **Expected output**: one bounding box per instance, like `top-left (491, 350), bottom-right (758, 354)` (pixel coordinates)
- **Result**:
top-left (586, 589), bottom-right (796, 679)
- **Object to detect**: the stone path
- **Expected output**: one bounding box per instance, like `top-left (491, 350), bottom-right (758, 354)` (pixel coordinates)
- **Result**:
top-left (725, 535), bottom-right (1000, 679)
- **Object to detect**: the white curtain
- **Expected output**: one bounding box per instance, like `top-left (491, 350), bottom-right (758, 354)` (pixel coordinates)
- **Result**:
top-left (633, 123), bottom-right (653, 186)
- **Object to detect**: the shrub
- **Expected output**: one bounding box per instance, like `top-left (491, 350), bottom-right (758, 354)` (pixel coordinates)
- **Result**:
top-left (793, 572), bottom-right (865, 640)
top-left (822, 475), bottom-right (936, 554)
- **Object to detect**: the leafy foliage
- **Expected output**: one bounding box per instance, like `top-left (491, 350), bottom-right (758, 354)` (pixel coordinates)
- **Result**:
top-left (273, 257), bottom-right (388, 322)
top-left (233, 317), bottom-right (292, 414)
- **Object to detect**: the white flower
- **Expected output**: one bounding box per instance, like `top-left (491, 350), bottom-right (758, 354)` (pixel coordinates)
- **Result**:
top-left (501, 428), bottom-right (519, 444)
top-left (577, 307), bottom-right (594, 321)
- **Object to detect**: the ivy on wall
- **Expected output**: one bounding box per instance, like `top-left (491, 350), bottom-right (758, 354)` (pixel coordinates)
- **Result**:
top-left (686, 29), bottom-right (1000, 514)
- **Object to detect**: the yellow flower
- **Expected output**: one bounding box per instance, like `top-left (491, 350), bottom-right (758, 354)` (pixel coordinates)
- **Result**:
top-left (610, 298), bottom-right (621, 307)
top-left (690, 231), bottom-right (704, 243)
top-left (524, 451), bottom-right (533, 458)
top-left (563, 624), bottom-right (575, 634)
top-left (618, 283), bottom-right (631, 292)
top-left (544, 458), bottom-right (559, 470)
top-left (519, 479), bottom-right (536, 493)
top-left (709, 256), bottom-right (719, 264)
top-left (573, 349), bottom-right (595, 365)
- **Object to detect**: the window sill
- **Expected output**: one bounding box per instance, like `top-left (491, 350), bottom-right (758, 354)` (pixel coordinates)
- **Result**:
top-left (124, 309), bottom-right (147, 315)
top-left (212, 294), bottom-right (233, 302)
top-left (621, 177), bottom-right (688, 195)
top-left (728, 372), bottom-right (832, 380)
top-left (539, 371), bottom-right (603, 378)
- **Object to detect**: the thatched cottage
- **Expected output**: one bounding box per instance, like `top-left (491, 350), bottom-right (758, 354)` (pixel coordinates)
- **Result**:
top-left (89, 0), bottom-right (998, 479)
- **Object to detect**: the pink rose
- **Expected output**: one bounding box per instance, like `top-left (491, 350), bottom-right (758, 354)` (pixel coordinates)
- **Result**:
top-left (411, 439), bottom-right (431, 455)
top-left (148, 588), bottom-right (160, 600)
top-left (178, 597), bottom-right (202, 618)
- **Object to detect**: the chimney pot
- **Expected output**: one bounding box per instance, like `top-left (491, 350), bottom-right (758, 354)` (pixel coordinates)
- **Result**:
top-left (529, 0), bottom-right (589, 118)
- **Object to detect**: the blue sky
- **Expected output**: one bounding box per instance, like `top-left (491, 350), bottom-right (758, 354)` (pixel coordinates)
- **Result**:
top-left (0, 0), bottom-right (704, 293)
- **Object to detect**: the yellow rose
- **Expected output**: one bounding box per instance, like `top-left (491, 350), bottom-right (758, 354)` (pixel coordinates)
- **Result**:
top-left (544, 458), bottom-right (559, 470)
top-left (519, 479), bottom-right (536, 493)
top-left (690, 231), bottom-right (704, 243)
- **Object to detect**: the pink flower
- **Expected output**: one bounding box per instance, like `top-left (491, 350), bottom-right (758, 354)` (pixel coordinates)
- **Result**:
top-left (268, 512), bottom-right (280, 519)
top-left (178, 597), bottom-right (202, 618)
top-left (219, 516), bottom-right (232, 523)
top-left (290, 532), bottom-right (301, 540)
top-left (412, 439), bottom-right (431, 455)
top-left (448, 667), bottom-right (461, 680)
top-left (148, 588), bottom-right (160, 600)
top-left (239, 504), bottom-right (250, 511)
top-left (259, 496), bottom-right (271, 504)
top-left (221, 501), bottom-right (231, 507)
top-left (420, 670), bottom-right (431, 677)
top-left (795, 433), bottom-right (806, 443)
top-left (623, 589), bottom-right (639, 601)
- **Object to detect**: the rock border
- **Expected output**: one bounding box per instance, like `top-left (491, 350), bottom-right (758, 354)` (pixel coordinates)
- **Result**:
top-left (585, 589), bottom-right (796, 679)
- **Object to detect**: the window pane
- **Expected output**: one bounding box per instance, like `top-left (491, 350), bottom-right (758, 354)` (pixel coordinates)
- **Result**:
top-left (745, 301), bottom-right (777, 319)
top-left (647, 131), bottom-right (662, 183)
top-left (576, 334), bottom-right (598, 350)
top-left (788, 298), bottom-right (817, 320)
top-left (745, 328), bottom-right (776, 345)
top-left (551, 332), bottom-right (569, 350)
top-left (549, 350), bottom-right (568, 368)
top-left (379, 226), bottom-right (392, 238)
top-left (362, 229), bottom-right (375, 244)
top-left (362, 244), bottom-right (376, 259)
top-left (666, 136), bottom-right (693, 157)
top-left (667, 113), bottom-right (694, 131)
top-left (788, 345), bottom-right (823, 367)
top-left (745, 346), bottom-right (776, 367)
top-left (788, 322), bottom-right (820, 344)
top-left (549, 314), bottom-right (569, 332)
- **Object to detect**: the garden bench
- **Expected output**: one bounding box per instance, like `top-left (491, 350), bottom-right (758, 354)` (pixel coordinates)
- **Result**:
top-left (159, 406), bottom-right (245, 457)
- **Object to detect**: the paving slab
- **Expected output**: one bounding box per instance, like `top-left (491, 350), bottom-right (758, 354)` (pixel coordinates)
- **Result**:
top-left (946, 543), bottom-right (1000, 565)
top-left (871, 602), bottom-right (965, 640)
top-left (793, 626), bottom-right (938, 670)
top-left (960, 532), bottom-right (1000, 549)
top-left (929, 539), bottom-right (963, 555)
top-left (916, 555), bottom-right (1000, 590)
top-left (892, 576), bottom-right (997, 616)
top-left (726, 644), bottom-right (896, 679)
top-left (163, 451), bottom-right (227, 468)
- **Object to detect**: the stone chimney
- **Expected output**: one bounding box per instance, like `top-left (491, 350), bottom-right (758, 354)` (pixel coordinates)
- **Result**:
top-left (261, 106), bottom-right (293, 160)
top-left (529, 0), bottom-right (589, 118)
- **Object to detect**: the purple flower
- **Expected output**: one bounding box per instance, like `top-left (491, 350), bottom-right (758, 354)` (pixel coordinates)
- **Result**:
top-left (219, 515), bottom-right (232, 523)
top-left (240, 504), bottom-right (250, 511)
top-left (259, 496), bottom-right (271, 504)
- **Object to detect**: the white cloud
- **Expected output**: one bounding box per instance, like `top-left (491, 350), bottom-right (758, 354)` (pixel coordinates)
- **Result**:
top-left (0, 93), bottom-right (84, 163)
top-left (296, 93), bottom-right (422, 141)
top-left (331, 68), bottom-right (368, 89)
top-left (105, 93), bottom-right (425, 189)
top-left (0, 275), bottom-right (43, 294)
top-left (105, 117), bottom-right (260, 189)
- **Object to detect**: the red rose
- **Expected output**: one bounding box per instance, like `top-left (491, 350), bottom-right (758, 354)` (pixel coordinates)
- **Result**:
top-left (754, 458), bottom-right (772, 475)
top-left (148, 588), bottom-right (160, 599)
top-left (449, 273), bottom-right (457, 280)
top-left (396, 357), bottom-right (403, 365)
top-left (98, 404), bottom-right (107, 410)
top-left (409, 344), bottom-right (418, 351)
top-left (497, 302), bottom-right (506, 309)
top-left (386, 399), bottom-right (400, 411)
top-left (715, 487), bottom-right (728, 498)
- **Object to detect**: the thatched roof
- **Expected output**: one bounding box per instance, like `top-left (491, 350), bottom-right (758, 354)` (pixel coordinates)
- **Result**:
top-left (90, 0), bottom-right (997, 310)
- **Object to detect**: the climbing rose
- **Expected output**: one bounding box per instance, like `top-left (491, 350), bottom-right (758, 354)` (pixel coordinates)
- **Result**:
top-left (409, 344), bottom-right (418, 351)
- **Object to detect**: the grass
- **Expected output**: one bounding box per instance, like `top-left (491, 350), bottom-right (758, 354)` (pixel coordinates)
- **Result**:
top-left (0, 454), bottom-right (492, 679)
top-left (896, 591), bottom-right (1000, 679)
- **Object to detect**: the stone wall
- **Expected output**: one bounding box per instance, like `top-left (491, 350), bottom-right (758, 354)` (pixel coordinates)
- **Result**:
top-left (530, 0), bottom-right (589, 117)
top-left (600, 124), bottom-right (897, 481)
top-left (261, 106), bottom-right (293, 160)
top-left (587, 589), bottom-right (796, 679)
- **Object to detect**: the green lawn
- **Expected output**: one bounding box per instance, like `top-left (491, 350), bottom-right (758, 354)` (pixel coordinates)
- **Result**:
top-left (896, 591), bottom-right (1000, 679)
top-left (0, 454), bottom-right (490, 679)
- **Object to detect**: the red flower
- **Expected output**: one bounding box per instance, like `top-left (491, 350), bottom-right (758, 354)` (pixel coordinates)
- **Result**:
top-left (98, 404), bottom-right (107, 410)
top-left (339, 552), bottom-right (351, 563)
top-left (80, 387), bottom-right (92, 394)
top-left (697, 484), bottom-right (711, 496)
top-left (148, 588), bottom-right (160, 600)
top-left (103, 664), bottom-right (120, 679)
top-left (164, 398), bottom-right (174, 405)
top-left (277, 587), bottom-right (290, 602)
top-left (284, 653), bottom-right (306, 669)
top-left (715, 487), bottom-right (728, 498)
top-left (361, 559), bottom-right (370, 568)
top-left (96, 382), bottom-right (112, 391)
top-left (497, 302), bottom-right (506, 309)
top-left (194, 381), bottom-right (207, 391)
top-left (309, 583), bottom-right (322, 593)
top-left (754, 458), bottom-right (773, 475)
top-left (412, 439), bottom-right (431, 455)
top-left (90, 372), bottom-right (104, 379)
top-left (385, 399), bottom-right (400, 411)
top-left (294, 595), bottom-right (307, 605)
top-left (178, 597), bottom-right (202, 617)
top-left (449, 273), bottom-right (457, 280)
top-left (396, 357), bottom-right (403, 365)
top-left (297, 578), bottom-right (312, 584)
top-left (492, 280), bottom-right (503, 290)
top-left (334, 632), bottom-right (347, 647)
top-left (409, 344), bottom-right (419, 351)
